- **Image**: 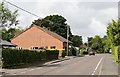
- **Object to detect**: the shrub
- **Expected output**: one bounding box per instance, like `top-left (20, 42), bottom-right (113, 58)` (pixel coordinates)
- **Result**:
top-left (112, 46), bottom-right (118, 62)
top-left (62, 50), bottom-right (66, 57)
top-left (46, 50), bottom-right (59, 60)
top-left (81, 49), bottom-right (88, 55)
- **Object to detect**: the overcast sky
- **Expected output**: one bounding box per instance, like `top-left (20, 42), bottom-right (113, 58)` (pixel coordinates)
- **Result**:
top-left (4, 0), bottom-right (119, 42)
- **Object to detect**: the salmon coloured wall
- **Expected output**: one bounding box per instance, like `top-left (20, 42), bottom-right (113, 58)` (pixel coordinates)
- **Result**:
top-left (11, 25), bottom-right (64, 50)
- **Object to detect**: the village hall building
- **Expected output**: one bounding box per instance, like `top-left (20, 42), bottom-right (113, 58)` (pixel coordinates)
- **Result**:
top-left (11, 25), bottom-right (71, 50)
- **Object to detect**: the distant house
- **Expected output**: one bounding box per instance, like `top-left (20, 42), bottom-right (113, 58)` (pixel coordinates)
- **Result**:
top-left (11, 25), bottom-right (71, 50)
top-left (0, 39), bottom-right (17, 49)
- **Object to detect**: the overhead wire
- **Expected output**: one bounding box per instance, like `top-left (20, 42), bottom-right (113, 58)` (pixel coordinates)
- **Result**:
top-left (4, 0), bottom-right (40, 18)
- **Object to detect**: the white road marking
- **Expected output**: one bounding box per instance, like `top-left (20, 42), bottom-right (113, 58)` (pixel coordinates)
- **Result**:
top-left (92, 57), bottom-right (103, 75)
top-left (99, 59), bottom-right (103, 75)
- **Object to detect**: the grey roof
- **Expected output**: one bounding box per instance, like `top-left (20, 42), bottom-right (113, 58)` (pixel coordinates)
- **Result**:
top-left (0, 40), bottom-right (17, 46)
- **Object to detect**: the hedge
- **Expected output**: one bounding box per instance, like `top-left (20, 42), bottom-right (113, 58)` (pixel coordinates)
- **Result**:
top-left (111, 46), bottom-right (120, 62)
top-left (45, 50), bottom-right (59, 60)
top-left (2, 49), bottom-right (59, 67)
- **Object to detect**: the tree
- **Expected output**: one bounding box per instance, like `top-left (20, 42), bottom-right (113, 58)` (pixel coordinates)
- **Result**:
top-left (107, 19), bottom-right (120, 46)
top-left (2, 28), bottom-right (22, 41)
top-left (88, 37), bottom-right (93, 47)
top-left (107, 19), bottom-right (120, 62)
top-left (0, 2), bottom-right (19, 27)
top-left (91, 35), bottom-right (104, 53)
top-left (102, 35), bottom-right (111, 53)
top-left (71, 35), bottom-right (83, 47)
top-left (32, 19), bottom-right (51, 30)
top-left (32, 15), bottom-right (72, 39)
top-left (84, 42), bottom-right (88, 47)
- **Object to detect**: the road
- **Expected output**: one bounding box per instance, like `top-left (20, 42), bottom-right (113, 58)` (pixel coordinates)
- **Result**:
top-left (2, 54), bottom-right (118, 75)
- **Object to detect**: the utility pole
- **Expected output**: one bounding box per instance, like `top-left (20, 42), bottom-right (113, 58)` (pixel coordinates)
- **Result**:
top-left (67, 25), bottom-right (69, 56)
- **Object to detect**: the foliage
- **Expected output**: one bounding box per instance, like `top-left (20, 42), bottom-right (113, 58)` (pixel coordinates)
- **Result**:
top-left (32, 15), bottom-right (72, 40)
top-left (2, 49), bottom-right (59, 67)
top-left (91, 35), bottom-right (104, 53)
top-left (45, 50), bottom-right (59, 60)
top-left (106, 19), bottom-right (120, 62)
top-left (84, 43), bottom-right (88, 47)
top-left (2, 28), bottom-right (22, 41)
top-left (0, 2), bottom-right (19, 27)
top-left (102, 35), bottom-right (111, 53)
top-left (71, 46), bottom-right (81, 56)
top-left (71, 46), bottom-right (77, 56)
top-left (71, 35), bottom-right (83, 47)
top-left (87, 35), bottom-right (111, 53)
top-left (32, 19), bottom-right (51, 30)
top-left (107, 19), bottom-right (120, 46)
top-left (88, 37), bottom-right (93, 47)
top-left (61, 50), bottom-right (66, 57)
top-left (111, 46), bottom-right (119, 62)
top-left (80, 48), bottom-right (88, 55)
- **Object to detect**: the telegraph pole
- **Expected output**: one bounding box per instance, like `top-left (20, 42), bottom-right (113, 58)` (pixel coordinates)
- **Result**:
top-left (67, 25), bottom-right (69, 56)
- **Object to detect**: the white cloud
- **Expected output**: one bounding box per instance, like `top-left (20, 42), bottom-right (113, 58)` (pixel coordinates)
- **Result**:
top-left (89, 18), bottom-right (106, 36)
top-left (99, 8), bottom-right (118, 20)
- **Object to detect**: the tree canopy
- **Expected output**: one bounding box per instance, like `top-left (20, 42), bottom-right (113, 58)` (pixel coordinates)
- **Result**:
top-left (0, 2), bottom-right (19, 27)
top-left (88, 37), bottom-right (93, 47)
top-left (107, 19), bottom-right (120, 46)
top-left (102, 35), bottom-right (111, 53)
top-left (2, 28), bottom-right (23, 41)
top-left (87, 35), bottom-right (109, 53)
top-left (71, 35), bottom-right (83, 47)
top-left (32, 15), bottom-right (72, 39)
top-left (91, 35), bottom-right (103, 53)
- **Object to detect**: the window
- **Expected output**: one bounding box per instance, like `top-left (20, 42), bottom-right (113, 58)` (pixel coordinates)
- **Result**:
top-left (32, 47), bottom-right (38, 50)
top-left (17, 47), bottom-right (22, 50)
top-left (34, 47), bottom-right (38, 49)
top-left (39, 47), bottom-right (44, 49)
top-left (50, 46), bottom-right (56, 49)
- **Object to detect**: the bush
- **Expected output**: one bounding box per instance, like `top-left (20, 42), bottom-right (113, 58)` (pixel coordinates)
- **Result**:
top-left (46, 50), bottom-right (59, 60)
top-left (2, 48), bottom-right (59, 67)
top-left (62, 50), bottom-right (66, 57)
top-left (112, 46), bottom-right (119, 62)
top-left (71, 47), bottom-right (77, 56)
top-left (81, 49), bottom-right (88, 55)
